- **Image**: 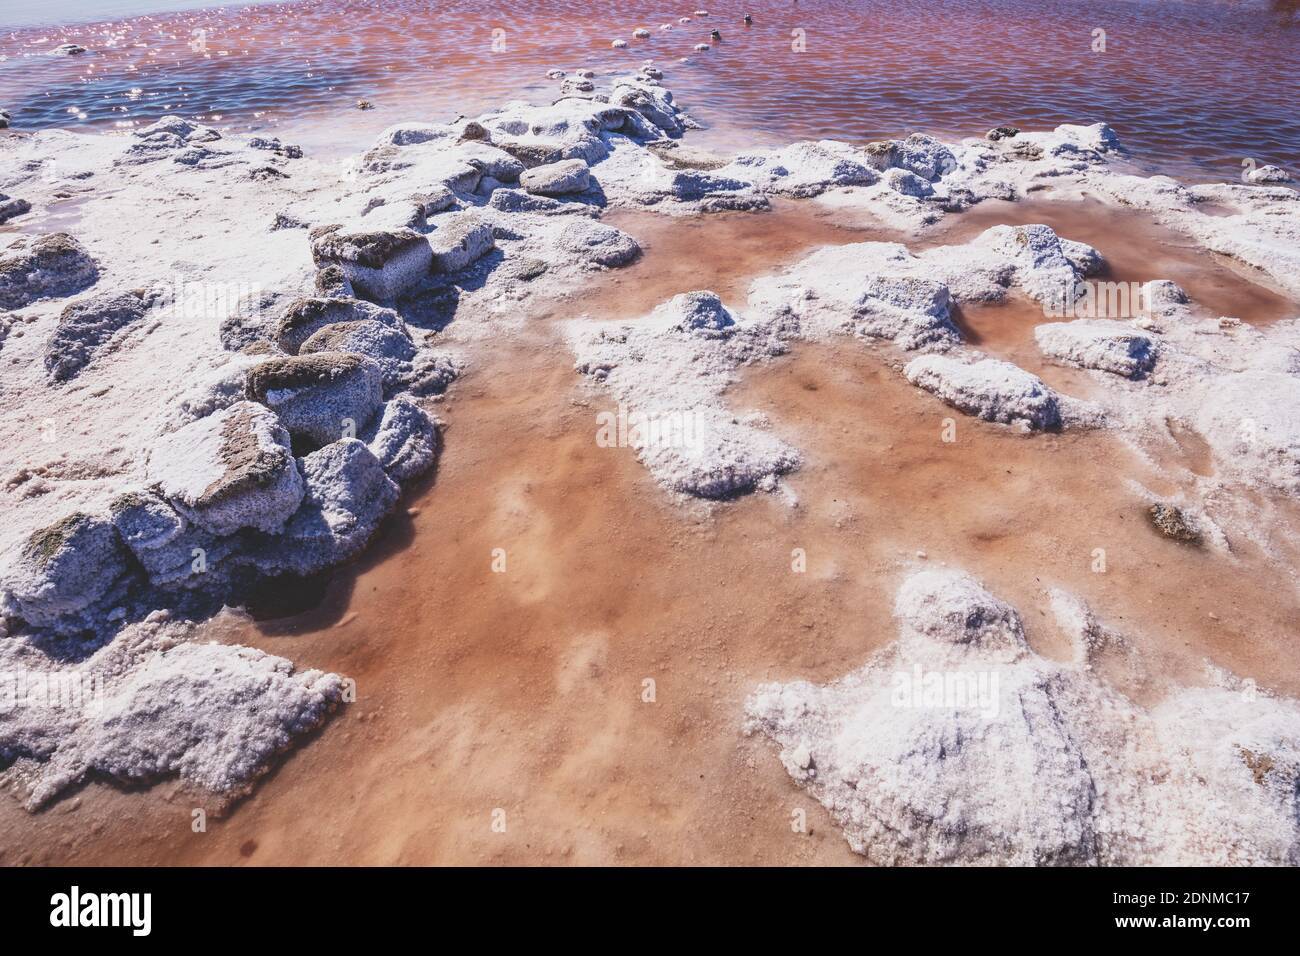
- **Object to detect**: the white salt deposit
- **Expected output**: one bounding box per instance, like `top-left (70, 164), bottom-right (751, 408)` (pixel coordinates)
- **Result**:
top-left (746, 569), bottom-right (1300, 865)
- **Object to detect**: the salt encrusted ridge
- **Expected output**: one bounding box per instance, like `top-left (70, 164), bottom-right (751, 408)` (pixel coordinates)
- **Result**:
top-left (746, 569), bottom-right (1300, 865)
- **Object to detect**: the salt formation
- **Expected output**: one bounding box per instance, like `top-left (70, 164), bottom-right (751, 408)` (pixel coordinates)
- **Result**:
top-left (0, 612), bottom-right (345, 810)
top-left (746, 569), bottom-right (1300, 865)
top-left (0, 72), bottom-right (697, 805)
top-left (2, 67), bottom-right (1297, 812)
top-left (572, 222), bottom-right (1110, 496)
top-left (570, 291), bottom-right (800, 498)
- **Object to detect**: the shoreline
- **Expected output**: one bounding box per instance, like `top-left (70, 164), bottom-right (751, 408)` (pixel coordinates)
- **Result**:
top-left (2, 68), bottom-right (1300, 864)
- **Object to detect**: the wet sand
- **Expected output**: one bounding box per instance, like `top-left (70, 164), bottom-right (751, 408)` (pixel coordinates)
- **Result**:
top-left (3, 196), bottom-right (1299, 866)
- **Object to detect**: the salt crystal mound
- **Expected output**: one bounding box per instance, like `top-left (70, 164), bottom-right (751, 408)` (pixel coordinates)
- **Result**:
top-left (904, 355), bottom-right (1065, 430)
top-left (0, 614), bottom-right (346, 810)
top-left (745, 223), bottom-right (1103, 351)
top-left (745, 569), bottom-right (1300, 865)
top-left (1034, 320), bottom-right (1156, 379)
top-left (569, 291), bottom-right (799, 499)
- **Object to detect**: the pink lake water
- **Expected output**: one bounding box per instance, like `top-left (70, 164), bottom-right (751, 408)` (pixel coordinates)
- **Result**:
top-left (0, 0), bottom-right (1296, 181)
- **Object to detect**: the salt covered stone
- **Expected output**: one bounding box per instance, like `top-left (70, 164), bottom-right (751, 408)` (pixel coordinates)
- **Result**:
top-left (427, 212), bottom-right (495, 273)
top-left (314, 264), bottom-right (355, 298)
top-left (723, 140), bottom-right (879, 198)
top-left (148, 401), bottom-right (305, 535)
top-left (1035, 320), bottom-right (1156, 379)
top-left (0, 192), bottom-right (30, 224)
top-left (274, 296), bottom-right (403, 354)
top-left (0, 513), bottom-right (132, 634)
top-left (882, 168), bottom-right (934, 198)
top-left (973, 223), bottom-right (1097, 309)
top-left (44, 289), bottom-right (156, 382)
top-left (257, 439), bottom-right (399, 576)
top-left (557, 219), bottom-right (640, 267)
top-left (520, 158), bottom-right (592, 196)
top-left (0, 233), bottom-right (99, 310)
top-left (904, 355), bottom-right (1063, 430)
top-left (746, 570), bottom-right (1098, 865)
top-left (453, 141), bottom-right (525, 182)
top-left (310, 226), bottom-right (433, 301)
top-left (299, 318), bottom-right (417, 389)
top-left (643, 412), bottom-right (800, 499)
top-left (363, 396), bottom-right (440, 481)
top-left (109, 490), bottom-right (234, 588)
top-left (245, 352), bottom-right (384, 446)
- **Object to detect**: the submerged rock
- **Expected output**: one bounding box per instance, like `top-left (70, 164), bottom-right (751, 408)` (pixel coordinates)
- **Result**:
top-left (148, 401), bottom-right (305, 536)
top-left (245, 352), bottom-right (384, 446)
top-left (1148, 502), bottom-right (1202, 544)
top-left (904, 355), bottom-right (1063, 430)
top-left (44, 288), bottom-right (156, 382)
top-left (0, 234), bottom-right (99, 310)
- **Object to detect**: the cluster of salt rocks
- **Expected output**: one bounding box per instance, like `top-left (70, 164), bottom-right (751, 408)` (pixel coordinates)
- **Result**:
top-left (0, 73), bottom-right (702, 808)
top-left (0, 74), bottom-right (713, 639)
top-left (569, 221), bottom-right (1113, 501)
top-left (747, 568), bottom-right (1300, 865)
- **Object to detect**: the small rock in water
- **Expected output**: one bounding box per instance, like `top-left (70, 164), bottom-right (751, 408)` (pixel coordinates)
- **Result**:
top-left (1148, 503), bottom-right (1202, 544)
top-left (545, 68), bottom-right (566, 79)
top-left (710, 29), bottom-right (723, 41)
top-left (50, 43), bottom-right (87, 56)
top-left (612, 39), bottom-right (628, 49)
top-left (694, 43), bottom-right (711, 52)
top-left (633, 28), bottom-right (651, 39)
top-left (0, 108), bottom-right (11, 129)
top-left (986, 126), bottom-right (1020, 141)
top-left (356, 99), bottom-right (375, 110)
top-left (744, 14), bottom-right (754, 25)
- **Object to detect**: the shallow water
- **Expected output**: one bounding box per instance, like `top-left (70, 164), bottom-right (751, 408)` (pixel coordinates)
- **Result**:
top-left (5, 196), bottom-right (1300, 865)
top-left (1, 0), bottom-right (1296, 181)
